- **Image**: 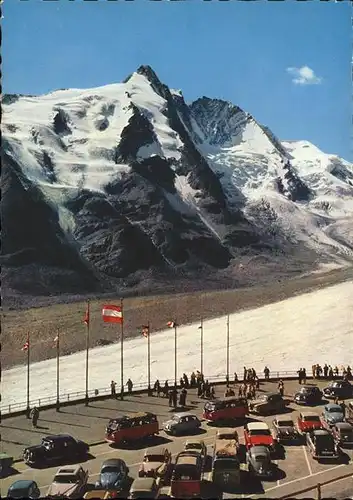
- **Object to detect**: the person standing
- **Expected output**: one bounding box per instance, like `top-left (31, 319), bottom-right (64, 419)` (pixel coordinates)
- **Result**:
top-left (30, 407), bottom-right (39, 428)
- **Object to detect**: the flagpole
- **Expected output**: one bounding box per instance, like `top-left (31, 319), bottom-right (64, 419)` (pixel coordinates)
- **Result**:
top-left (85, 300), bottom-right (90, 406)
top-left (174, 322), bottom-right (177, 386)
top-left (226, 314), bottom-right (230, 386)
top-left (120, 298), bottom-right (124, 400)
top-left (56, 331), bottom-right (60, 412)
top-left (26, 332), bottom-right (30, 418)
top-left (200, 295), bottom-right (204, 376)
top-left (147, 321), bottom-right (151, 395)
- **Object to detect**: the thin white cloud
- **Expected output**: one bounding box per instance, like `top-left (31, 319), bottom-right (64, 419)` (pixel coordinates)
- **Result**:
top-left (286, 65), bottom-right (322, 85)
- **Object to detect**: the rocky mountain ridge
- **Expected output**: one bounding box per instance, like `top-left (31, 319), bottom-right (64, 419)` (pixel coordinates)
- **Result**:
top-left (2, 65), bottom-right (353, 300)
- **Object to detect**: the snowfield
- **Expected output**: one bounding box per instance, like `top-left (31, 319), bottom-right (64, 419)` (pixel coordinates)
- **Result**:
top-left (3, 281), bottom-right (352, 408)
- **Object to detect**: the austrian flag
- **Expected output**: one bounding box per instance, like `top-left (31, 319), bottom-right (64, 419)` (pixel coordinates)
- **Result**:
top-left (102, 304), bottom-right (123, 323)
top-left (167, 321), bottom-right (177, 328)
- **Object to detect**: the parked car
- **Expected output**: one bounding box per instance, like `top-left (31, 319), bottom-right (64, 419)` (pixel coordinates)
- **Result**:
top-left (306, 429), bottom-right (340, 461)
top-left (331, 422), bottom-right (353, 448)
top-left (294, 385), bottom-right (323, 405)
top-left (244, 422), bottom-right (276, 454)
top-left (322, 404), bottom-right (345, 427)
top-left (47, 465), bottom-right (89, 498)
top-left (128, 477), bottom-right (159, 499)
top-left (170, 451), bottom-right (203, 498)
top-left (7, 480), bottom-right (41, 499)
top-left (323, 380), bottom-right (353, 400)
top-left (183, 439), bottom-right (208, 467)
top-left (138, 447), bottom-right (172, 482)
top-left (0, 452), bottom-right (14, 477)
top-left (248, 393), bottom-right (289, 415)
top-left (246, 445), bottom-right (273, 478)
top-left (297, 412), bottom-right (323, 434)
top-left (23, 434), bottom-right (89, 467)
top-left (95, 458), bottom-right (129, 491)
top-left (163, 413), bottom-right (201, 436)
top-left (272, 416), bottom-right (301, 444)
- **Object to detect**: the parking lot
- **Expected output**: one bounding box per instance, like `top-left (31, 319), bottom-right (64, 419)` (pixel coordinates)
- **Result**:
top-left (2, 379), bottom-right (353, 498)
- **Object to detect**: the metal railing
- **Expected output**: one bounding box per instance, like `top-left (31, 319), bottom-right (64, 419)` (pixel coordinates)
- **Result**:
top-left (1, 370), bottom-right (302, 416)
top-left (278, 469), bottom-right (353, 499)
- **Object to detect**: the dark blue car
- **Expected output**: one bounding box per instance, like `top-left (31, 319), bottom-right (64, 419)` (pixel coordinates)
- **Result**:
top-left (7, 480), bottom-right (41, 499)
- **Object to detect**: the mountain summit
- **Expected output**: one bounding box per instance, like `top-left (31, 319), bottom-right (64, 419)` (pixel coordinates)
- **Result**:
top-left (2, 65), bottom-right (353, 300)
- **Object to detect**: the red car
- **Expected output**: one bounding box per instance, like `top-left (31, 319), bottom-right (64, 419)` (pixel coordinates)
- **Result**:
top-left (244, 422), bottom-right (276, 453)
top-left (297, 411), bottom-right (323, 434)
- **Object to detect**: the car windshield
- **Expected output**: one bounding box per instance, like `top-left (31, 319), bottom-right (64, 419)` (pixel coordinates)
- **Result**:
top-left (54, 475), bottom-right (78, 483)
top-left (144, 455), bottom-right (164, 462)
top-left (213, 458), bottom-right (239, 470)
top-left (102, 466), bottom-right (123, 474)
top-left (304, 416), bottom-right (320, 422)
top-left (278, 421), bottom-right (294, 427)
top-left (185, 444), bottom-right (202, 450)
top-left (249, 429), bottom-right (271, 436)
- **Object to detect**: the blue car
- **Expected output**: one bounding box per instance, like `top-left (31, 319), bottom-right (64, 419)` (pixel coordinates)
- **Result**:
top-left (322, 403), bottom-right (345, 427)
top-left (7, 480), bottom-right (41, 499)
top-left (95, 458), bottom-right (130, 490)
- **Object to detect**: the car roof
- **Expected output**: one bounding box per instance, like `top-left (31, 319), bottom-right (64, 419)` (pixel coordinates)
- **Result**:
top-left (312, 429), bottom-right (330, 436)
top-left (325, 403), bottom-right (343, 410)
top-left (300, 411), bottom-right (319, 417)
top-left (250, 445), bottom-right (270, 454)
top-left (335, 422), bottom-right (352, 430)
top-left (145, 447), bottom-right (169, 455)
top-left (275, 416), bottom-right (294, 423)
top-left (185, 439), bottom-right (203, 446)
top-left (44, 434), bottom-right (75, 441)
top-left (247, 422), bottom-right (269, 430)
top-left (102, 458), bottom-right (125, 467)
top-left (9, 480), bottom-right (36, 489)
top-left (131, 477), bottom-right (156, 490)
top-left (56, 466), bottom-right (81, 475)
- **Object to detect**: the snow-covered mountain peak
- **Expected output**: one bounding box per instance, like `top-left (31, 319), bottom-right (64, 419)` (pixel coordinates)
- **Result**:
top-left (2, 65), bottom-right (353, 299)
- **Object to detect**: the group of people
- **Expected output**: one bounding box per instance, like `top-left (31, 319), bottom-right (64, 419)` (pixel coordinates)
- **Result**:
top-left (311, 364), bottom-right (352, 380)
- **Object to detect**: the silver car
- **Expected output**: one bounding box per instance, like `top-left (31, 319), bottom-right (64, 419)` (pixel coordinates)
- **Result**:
top-left (246, 445), bottom-right (273, 478)
top-left (163, 413), bottom-right (201, 436)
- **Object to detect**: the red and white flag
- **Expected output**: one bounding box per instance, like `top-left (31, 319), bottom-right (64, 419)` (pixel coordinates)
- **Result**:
top-left (84, 301), bottom-right (90, 327)
top-left (102, 304), bottom-right (123, 323)
top-left (167, 321), bottom-right (177, 328)
top-left (141, 325), bottom-right (150, 338)
top-left (22, 334), bottom-right (30, 351)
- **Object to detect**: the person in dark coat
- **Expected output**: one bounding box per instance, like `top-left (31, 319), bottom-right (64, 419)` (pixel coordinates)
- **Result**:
top-left (172, 386), bottom-right (178, 408)
top-left (154, 379), bottom-right (161, 397)
top-left (126, 378), bottom-right (133, 395)
top-left (164, 381), bottom-right (169, 397)
top-left (179, 388), bottom-right (187, 407)
top-left (30, 407), bottom-right (39, 428)
top-left (183, 373), bottom-right (189, 388)
top-left (168, 390), bottom-right (173, 407)
top-left (110, 380), bottom-right (116, 397)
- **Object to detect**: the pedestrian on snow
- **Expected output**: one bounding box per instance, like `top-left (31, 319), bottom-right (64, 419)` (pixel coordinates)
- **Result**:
top-left (126, 378), bottom-right (133, 395)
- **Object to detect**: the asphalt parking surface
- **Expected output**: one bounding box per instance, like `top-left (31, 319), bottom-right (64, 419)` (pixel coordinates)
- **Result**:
top-left (2, 379), bottom-right (353, 498)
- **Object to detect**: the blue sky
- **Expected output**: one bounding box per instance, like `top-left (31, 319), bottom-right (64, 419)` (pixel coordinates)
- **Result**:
top-left (3, 0), bottom-right (351, 160)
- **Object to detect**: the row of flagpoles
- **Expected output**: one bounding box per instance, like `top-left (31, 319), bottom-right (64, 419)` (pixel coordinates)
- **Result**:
top-left (21, 299), bottom-right (231, 413)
